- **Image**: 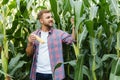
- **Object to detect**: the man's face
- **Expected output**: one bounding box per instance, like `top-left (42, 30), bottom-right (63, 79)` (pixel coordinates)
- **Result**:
top-left (40, 12), bottom-right (54, 27)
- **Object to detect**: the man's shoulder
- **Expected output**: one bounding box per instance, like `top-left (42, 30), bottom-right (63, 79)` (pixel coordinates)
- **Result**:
top-left (52, 28), bottom-right (64, 33)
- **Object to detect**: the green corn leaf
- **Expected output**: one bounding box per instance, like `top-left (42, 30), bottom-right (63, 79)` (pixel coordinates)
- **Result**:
top-left (49, 0), bottom-right (60, 24)
top-left (79, 26), bottom-right (88, 48)
top-left (89, 5), bottom-right (98, 20)
top-left (73, 43), bottom-right (79, 59)
top-left (69, 0), bottom-right (75, 8)
top-left (95, 26), bottom-right (103, 39)
top-left (89, 37), bottom-right (98, 56)
top-left (74, 54), bottom-right (84, 80)
top-left (0, 70), bottom-right (12, 78)
top-left (110, 58), bottom-right (120, 80)
top-left (1, 5), bottom-right (9, 17)
top-left (83, 0), bottom-right (90, 7)
top-left (62, 0), bottom-right (71, 16)
top-left (74, 0), bottom-right (84, 29)
top-left (83, 65), bottom-right (90, 80)
top-left (64, 60), bottom-right (76, 69)
top-left (109, 73), bottom-right (120, 80)
top-left (1, 50), bottom-right (8, 75)
top-left (8, 53), bottom-right (24, 71)
top-left (14, 26), bottom-right (22, 37)
top-left (26, 0), bottom-right (34, 10)
top-left (53, 62), bottom-right (62, 79)
top-left (9, 61), bottom-right (27, 75)
top-left (85, 20), bottom-right (94, 37)
top-left (74, 1), bottom-right (83, 18)
top-left (108, 0), bottom-right (120, 16)
top-left (116, 31), bottom-right (120, 57)
top-left (16, 0), bottom-right (20, 10)
top-left (8, 0), bottom-right (17, 9)
top-left (53, 63), bottom-right (62, 73)
top-left (101, 54), bottom-right (117, 62)
top-left (2, 0), bottom-right (9, 5)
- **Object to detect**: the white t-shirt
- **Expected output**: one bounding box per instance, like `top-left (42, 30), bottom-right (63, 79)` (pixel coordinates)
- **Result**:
top-left (36, 31), bottom-right (52, 74)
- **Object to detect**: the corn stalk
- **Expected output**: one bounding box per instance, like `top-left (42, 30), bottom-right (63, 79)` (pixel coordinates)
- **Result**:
top-left (107, 0), bottom-right (120, 79)
top-left (116, 31), bottom-right (120, 57)
top-left (72, 0), bottom-right (89, 80)
top-left (90, 37), bottom-right (97, 80)
top-left (0, 5), bottom-right (10, 80)
top-left (85, 4), bottom-right (98, 80)
top-left (111, 25), bottom-right (120, 80)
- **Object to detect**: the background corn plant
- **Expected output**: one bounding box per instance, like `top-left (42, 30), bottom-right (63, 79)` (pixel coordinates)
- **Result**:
top-left (0, 0), bottom-right (120, 80)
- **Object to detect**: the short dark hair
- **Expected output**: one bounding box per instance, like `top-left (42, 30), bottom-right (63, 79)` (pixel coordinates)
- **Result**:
top-left (37, 9), bottom-right (51, 19)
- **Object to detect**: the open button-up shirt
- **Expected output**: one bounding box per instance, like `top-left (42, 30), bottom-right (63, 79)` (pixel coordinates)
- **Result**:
top-left (30, 28), bottom-right (74, 80)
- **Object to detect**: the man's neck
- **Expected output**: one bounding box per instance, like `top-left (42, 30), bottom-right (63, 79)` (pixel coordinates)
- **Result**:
top-left (41, 25), bottom-right (50, 32)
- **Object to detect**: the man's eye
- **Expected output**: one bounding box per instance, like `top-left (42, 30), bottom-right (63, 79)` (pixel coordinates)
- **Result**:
top-left (51, 16), bottom-right (53, 18)
top-left (46, 16), bottom-right (50, 19)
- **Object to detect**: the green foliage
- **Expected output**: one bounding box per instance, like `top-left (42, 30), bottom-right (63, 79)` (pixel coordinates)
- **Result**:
top-left (0, 0), bottom-right (120, 80)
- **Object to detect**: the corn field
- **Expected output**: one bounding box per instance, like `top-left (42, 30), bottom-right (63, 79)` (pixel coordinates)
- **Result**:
top-left (0, 0), bottom-right (120, 80)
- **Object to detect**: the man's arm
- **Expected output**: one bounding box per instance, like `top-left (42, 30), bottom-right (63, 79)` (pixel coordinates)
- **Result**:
top-left (71, 25), bottom-right (75, 40)
top-left (71, 17), bottom-right (75, 40)
top-left (26, 42), bottom-right (34, 56)
top-left (26, 34), bottom-right (36, 56)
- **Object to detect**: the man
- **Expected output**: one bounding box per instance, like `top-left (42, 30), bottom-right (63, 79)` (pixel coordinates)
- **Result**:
top-left (26, 9), bottom-right (75, 80)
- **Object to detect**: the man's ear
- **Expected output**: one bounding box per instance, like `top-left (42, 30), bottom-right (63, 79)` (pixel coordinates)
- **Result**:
top-left (40, 19), bottom-right (43, 24)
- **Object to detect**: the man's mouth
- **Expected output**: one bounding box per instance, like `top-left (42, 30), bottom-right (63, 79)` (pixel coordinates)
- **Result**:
top-left (49, 20), bottom-right (53, 23)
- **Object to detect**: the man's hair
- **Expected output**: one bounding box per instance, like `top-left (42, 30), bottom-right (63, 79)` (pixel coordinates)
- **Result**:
top-left (37, 9), bottom-right (51, 19)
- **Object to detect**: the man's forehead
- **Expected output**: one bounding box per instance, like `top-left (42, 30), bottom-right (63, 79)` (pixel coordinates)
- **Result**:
top-left (43, 13), bottom-right (52, 16)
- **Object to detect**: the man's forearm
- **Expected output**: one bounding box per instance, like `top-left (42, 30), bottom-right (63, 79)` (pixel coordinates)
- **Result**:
top-left (72, 26), bottom-right (75, 40)
top-left (26, 42), bottom-right (34, 56)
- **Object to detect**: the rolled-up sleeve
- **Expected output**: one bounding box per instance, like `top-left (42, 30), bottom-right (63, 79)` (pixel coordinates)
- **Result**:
top-left (61, 31), bottom-right (75, 44)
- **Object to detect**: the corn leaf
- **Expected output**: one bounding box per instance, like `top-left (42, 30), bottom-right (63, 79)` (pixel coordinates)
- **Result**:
top-left (9, 61), bottom-right (27, 75)
top-left (89, 6), bottom-right (98, 20)
top-left (110, 58), bottom-right (120, 80)
top-left (79, 26), bottom-right (88, 48)
top-left (74, 54), bottom-right (84, 80)
top-left (72, 43), bottom-right (79, 59)
top-left (8, 53), bottom-right (24, 71)
top-left (108, 0), bottom-right (120, 16)
top-left (49, 0), bottom-right (60, 24)
top-left (101, 54), bottom-right (117, 62)
top-left (2, 0), bottom-right (9, 5)
top-left (85, 20), bottom-right (94, 37)
top-left (0, 70), bottom-right (12, 78)
top-left (62, 0), bottom-right (71, 16)
top-left (16, 0), bottom-right (20, 10)
top-left (1, 50), bottom-right (8, 74)
top-left (83, 66), bottom-right (90, 80)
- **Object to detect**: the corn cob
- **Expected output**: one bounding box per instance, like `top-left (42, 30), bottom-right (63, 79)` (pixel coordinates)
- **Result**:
top-left (33, 34), bottom-right (45, 44)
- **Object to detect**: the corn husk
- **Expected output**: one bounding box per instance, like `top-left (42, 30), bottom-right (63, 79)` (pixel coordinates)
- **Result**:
top-left (33, 34), bottom-right (45, 44)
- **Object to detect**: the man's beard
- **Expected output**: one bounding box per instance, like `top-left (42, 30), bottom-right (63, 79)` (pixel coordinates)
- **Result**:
top-left (44, 24), bottom-right (53, 28)
top-left (44, 22), bottom-right (53, 28)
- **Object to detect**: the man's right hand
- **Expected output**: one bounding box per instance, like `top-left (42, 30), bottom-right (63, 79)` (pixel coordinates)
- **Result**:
top-left (28, 34), bottom-right (37, 43)
top-left (26, 34), bottom-right (36, 57)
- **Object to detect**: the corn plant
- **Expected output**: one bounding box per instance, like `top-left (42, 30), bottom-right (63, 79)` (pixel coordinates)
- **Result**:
top-left (50, 0), bottom-right (120, 80)
top-left (0, 0), bottom-right (38, 80)
top-left (0, 5), bottom-right (10, 80)
top-left (108, 0), bottom-right (120, 80)
top-left (1, 0), bottom-right (120, 80)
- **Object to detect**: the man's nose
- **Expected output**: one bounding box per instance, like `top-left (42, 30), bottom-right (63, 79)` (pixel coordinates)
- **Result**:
top-left (50, 17), bottom-right (53, 20)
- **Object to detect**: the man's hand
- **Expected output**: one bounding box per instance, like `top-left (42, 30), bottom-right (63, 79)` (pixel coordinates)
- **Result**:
top-left (70, 16), bottom-right (75, 40)
top-left (70, 17), bottom-right (75, 29)
top-left (28, 34), bottom-right (36, 43)
top-left (26, 34), bottom-right (36, 57)
top-left (70, 17), bottom-right (74, 25)
top-left (28, 34), bottom-right (45, 44)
